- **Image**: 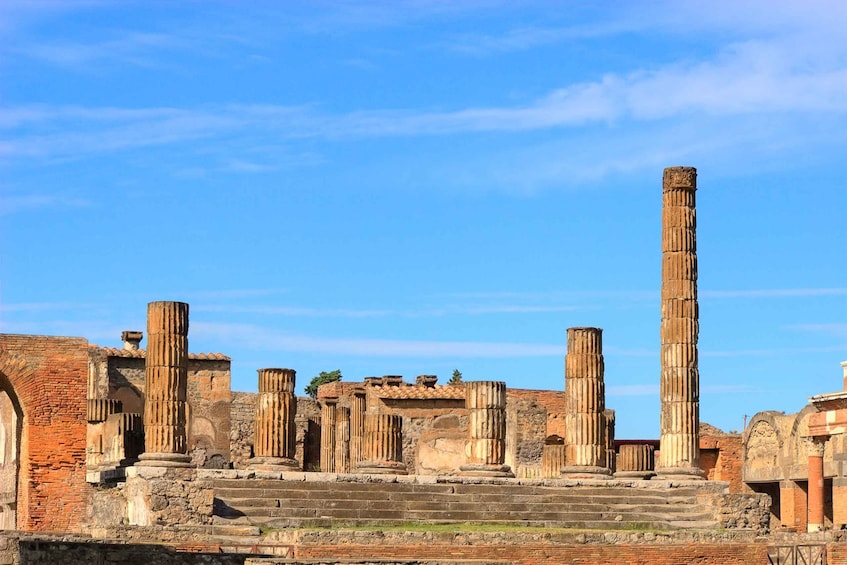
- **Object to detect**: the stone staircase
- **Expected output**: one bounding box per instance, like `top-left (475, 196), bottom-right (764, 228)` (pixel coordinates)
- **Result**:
top-left (211, 477), bottom-right (719, 531)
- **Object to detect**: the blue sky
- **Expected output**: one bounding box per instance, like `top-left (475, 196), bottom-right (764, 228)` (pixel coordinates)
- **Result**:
top-left (1, 1), bottom-right (846, 438)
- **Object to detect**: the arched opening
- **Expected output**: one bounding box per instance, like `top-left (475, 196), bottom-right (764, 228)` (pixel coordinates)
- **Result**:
top-left (0, 378), bottom-right (22, 530)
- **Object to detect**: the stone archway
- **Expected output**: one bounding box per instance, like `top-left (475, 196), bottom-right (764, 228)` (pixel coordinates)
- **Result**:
top-left (0, 383), bottom-right (22, 529)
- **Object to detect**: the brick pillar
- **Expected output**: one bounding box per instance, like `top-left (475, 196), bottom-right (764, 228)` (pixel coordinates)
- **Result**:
top-left (615, 444), bottom-right (656, 479)
top-left (542, 444), bottom-right (567, 479)
top-left (779, 480), bottom-right (803, 531)
top-left (350, 390), bottom-right (366, 470)
top-left (320, 399), bottom-right (337, 473)
top-left (249, 368), bottom-right (298, 470)
top-left (833, 477), bottom-right (847, 529)
top-left (562, 327), bottom-right (611, 478)
top-left (460, 381), bottom-right (513, 477)
top-left (357, 413), bottom-right (407, 474)
top-left (604, 409), bottom-right (616, 474)
top-left (806, 437), bottom-right (827, 532)
top-left (138, 301), bottom-right (191, 467)
top-left (335, 407), bottom-right (351, 473)
top-left (657, 167), bottom-right (704, 480)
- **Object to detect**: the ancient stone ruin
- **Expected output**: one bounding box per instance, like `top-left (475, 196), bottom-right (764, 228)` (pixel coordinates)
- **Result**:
top-left (0, 166), bottom-right (841, 564)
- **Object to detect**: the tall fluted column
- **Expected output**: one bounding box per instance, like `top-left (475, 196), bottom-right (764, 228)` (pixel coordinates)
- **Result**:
top-left (806, 437), bottom-right (827, 532)
top-left (320, 399), bottom-right (337, 472)
top-left (615, 444), bottom-right (656, 479)
top-left (249, 368), bottom-right (298, 470)
top-left (460, 381), bottom-right (513, 477)
top-left (349, 390), bottom-right (366, 470)
top-left (138, 301), bottom-right (191, 467)
top-left (658, 166), bottom-right (704, 479)
top-left (562, 327), bottom-right (611, 478)
top-left (335, 407), bottom-right (351, 473)
top-left (356, 413), bottom-right (407, 474)
top-left (604, 409), bottom-right (616, 474)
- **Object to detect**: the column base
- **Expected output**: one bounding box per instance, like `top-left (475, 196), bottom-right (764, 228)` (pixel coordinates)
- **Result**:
top-left (247, 456), bottom-right (299, 471)
top-left (614, 470), bottom-right (656, 480)
top-left (356, 460), bottom-right (408, 475)
top-left (459, 463), bottom-right (514, 478)
top-left (808, 523), bottom-right (824, 533)
top-left (136, 452), bottom-right (192, 468)
top-left (654, 466), bottom-right (705, 480)
top-left (561, 465), bottom-right (613, 479)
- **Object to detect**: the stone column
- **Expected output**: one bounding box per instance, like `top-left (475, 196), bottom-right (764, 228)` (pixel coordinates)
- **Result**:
top-left (349, 390), bottom-right (366, 469)
top-left (604, 409), bottom-right (616, 474)
top-left (320, 399), bottom-right (337, 473)
top-left (460, 381), bottom-right (513, 477)
top-left (138, 301), bottom-right (191, 467)
top-left (335, 407), bottom-right (351, 473)
top-left (357, 413), bottom-right (407, 474)
top-left (658, 166), bottom-right (704, 479)
top-left (615, 444), bottom-right (656, 479)
top-left (542, 443), bottom-right (567, 479)
top-left (806, 437), bottom-right (827, 532)
top-left (249, 368), bottom-right (298, 470)
top-left (562, 327), bottom-right (611, 478)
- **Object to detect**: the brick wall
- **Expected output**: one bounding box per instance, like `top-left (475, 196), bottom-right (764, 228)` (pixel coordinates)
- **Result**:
top-left (0, 334), bottom-right (92, 532)
top-left (508, 388), bottom-right (566, 438)
top-left (701, 433), bottom-right (743, 492)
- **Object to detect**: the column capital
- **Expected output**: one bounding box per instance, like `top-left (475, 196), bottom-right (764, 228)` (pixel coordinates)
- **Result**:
top-left (803, 436), bottom-right (828, 457)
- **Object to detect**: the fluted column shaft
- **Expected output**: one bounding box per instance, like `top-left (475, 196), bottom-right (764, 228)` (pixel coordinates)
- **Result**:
top-left (250, 368), bottom-right (298, 469)
top-left (139, 301), bottom-right (191, 467)
top-left (615, 444), bottom-right (656, 479)
top-left (460, 381), bottom-right (513, 477)
top-left (349, 391), bottom-right (366, 469)
top-left (335, 407), bottom-right (351, 473)
top-left (320, 400), bottom-right (337, 473)
top-left (562, 327), bottom-right (610, 478)
top-left (604, 409), bottom-right (616, 474)
top-left (658, 166), bottom-right (703, 479)
top-left (357, 413), bottom-right (407, 474)
top-left (542, 444), bottom-right (567, 479)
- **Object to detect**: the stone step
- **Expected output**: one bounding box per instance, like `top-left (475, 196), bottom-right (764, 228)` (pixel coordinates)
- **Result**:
top-left (233, 516), bottom-right (715, 531)
top-left (216, 504), bottom-right (713, 524)
top-left (218, 498), bottom-right (706, 517)
top-left (213, 487), bottom-right (696, 506)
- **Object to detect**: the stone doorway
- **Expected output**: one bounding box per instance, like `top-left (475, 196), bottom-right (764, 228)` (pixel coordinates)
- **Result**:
top-left (0, 387), bottom-right (20, 529)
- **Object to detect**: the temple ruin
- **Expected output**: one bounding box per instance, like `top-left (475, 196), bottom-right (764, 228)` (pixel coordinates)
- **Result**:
top-left (0, 166), bottom-right (843, 564)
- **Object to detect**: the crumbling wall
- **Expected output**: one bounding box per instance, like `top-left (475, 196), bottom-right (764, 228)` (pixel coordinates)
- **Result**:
top-left (125, 467), bottom-right (213, 527)
top-left (506, 396), bottom-right (546, 477)
top-left (230, 393), bottom-right (320, 471)
top-left (186, 359), bottom-right (231, 467)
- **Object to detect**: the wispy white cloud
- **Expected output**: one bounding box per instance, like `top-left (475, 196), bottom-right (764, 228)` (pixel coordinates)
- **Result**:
top-left (702, 346), bottom-right (846, 358)
top-left (0, 193), bottom-right (92, 215)
top-left (0, 301), bottom-right (91, 313)
top-left (192, 303), bottom-right (580, 318)
top-left (192, 321), bottom-right (562, 358)
top-left (608, 383), bottom-right (756, 397)
top-left (788, 324), bottom-right (847, 338)
top-left (702, 288), bottom-right (847, 299)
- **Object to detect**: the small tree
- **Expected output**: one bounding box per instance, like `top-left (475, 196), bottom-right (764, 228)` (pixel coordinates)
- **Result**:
top-left (305, 369), bottom-right (342, 398)
top-left (448, 369), bottom-right (463, 386)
